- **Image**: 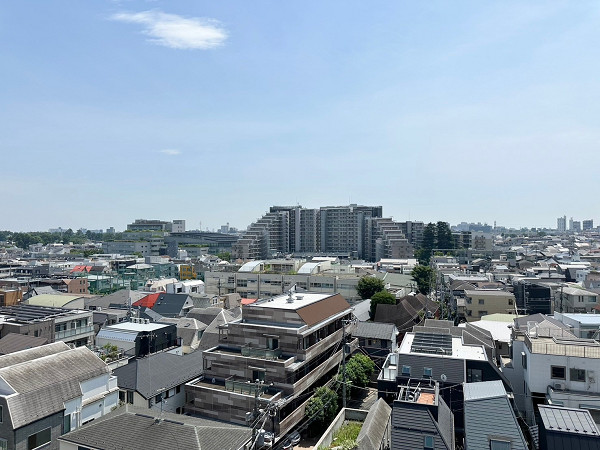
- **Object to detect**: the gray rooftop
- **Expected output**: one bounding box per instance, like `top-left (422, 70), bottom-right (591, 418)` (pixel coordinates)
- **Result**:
top-left (539, 405), bottom-right (600, 436)
top-left (463, 380), bottom-right (506, 401)
top-left (356, 398), bottom-right (392, 450)
top-left (59, 405), bottom-right (251, 450)
top-left (113, 350), bottom-right (203, 399)
top-left (0, 344), bottom-right (110, 429)
top-left (353, 322), bottom-right (397, 340)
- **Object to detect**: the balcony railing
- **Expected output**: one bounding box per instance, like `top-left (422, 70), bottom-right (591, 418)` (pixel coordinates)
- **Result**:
top-left (55, 325), bottom-right (94, 339)
top-left (241, 345), bottom-right (282, 360)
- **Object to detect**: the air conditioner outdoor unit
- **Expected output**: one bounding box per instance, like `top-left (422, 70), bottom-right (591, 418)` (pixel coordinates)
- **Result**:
top-left (554, 382), bottom-right (565, 390)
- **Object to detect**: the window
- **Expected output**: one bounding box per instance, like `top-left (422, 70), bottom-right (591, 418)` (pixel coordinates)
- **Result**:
top-left (490, 439), bottom-right (511, 450)
top-left (467, 310), bottom-right (472, 317)
top-left (176, 385), bottom-right (181, 394)
top-left (0, 439), bottom-right (7, 450)
top-left (466, 299), bottom-right (472, 304)
top-left (570, 368), bottom-right (586, 382)
top-left (63, 414), bottom-right (71, 434)
top-left (155, 393), bottom-right (162, 403)
top-left (479, 299), bottom-right (485, 305)
top-left (508, 299), bottom-right (514, 305)
top-left (521, 352), bottom-right (527, 369)
top-left (479, 311), bottom-right (488, 317)
top-left (252, 370), bottom-right (265, 382)
top-left (424, 435), bottom-right (434, 449)
top-left (401, 365), bottom-right (411, 376)
top-left (126, 391), bottom-right (134, 404)
top-left (467, 368), bottom-right (482, 382)
top-left (551, 366), bottom-right (566, 380)
top-left (424, 367), bottom-right (433, 378)
top-left (28, 427), bottom-right (51, 450)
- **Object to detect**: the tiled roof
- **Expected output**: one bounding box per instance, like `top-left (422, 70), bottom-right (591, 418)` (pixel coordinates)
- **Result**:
top-left (0, 333), bottom-right (48, 355)
top-left (296, 294), bottom-right (351, 327)
top-left (133, 293), bottom-right (161, 308)
top-left (353, 322), bottom-right (397, 340)
top-left (59, 406), bottom-right (251, 450)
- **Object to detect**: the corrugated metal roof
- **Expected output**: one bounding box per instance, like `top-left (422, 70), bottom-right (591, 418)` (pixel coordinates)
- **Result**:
top-left (539, 405), bottom-right (600, 436)
top-left (353, 322), bottom-right (397, 340)
top-left (464, 380), bottom-right (506, 401)
top-left (97, 328), bottom-right (138, 342)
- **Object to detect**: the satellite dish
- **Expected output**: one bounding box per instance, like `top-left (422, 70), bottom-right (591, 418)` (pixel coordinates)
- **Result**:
top-left (440, 374), bottom-right (447, 382)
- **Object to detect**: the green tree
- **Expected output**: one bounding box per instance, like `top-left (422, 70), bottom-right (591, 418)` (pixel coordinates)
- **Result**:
top-left (412, 265), bottom-right (434, 295)
top-left (418, 222), bottom-right (436, 265)
top-left (356, 276), bottom-right (385, 300)
top-left (217, 252), bottom-right (231, 262)
top-left (370, 290), bottom-right (396, 320)
top-left (305, 386), bottom-right (338, 427)
top-left (436, 221), bottom-right (454, 251)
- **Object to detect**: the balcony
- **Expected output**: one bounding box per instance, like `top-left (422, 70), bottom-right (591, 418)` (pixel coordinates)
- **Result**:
top-left (55, 325), bottom-right (95, 340)
top-left (241, 345), bottom-right (282, 360)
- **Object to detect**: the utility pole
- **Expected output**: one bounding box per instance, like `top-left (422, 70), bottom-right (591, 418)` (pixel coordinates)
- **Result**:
top-left (341, 317), bottom-right (356, 409)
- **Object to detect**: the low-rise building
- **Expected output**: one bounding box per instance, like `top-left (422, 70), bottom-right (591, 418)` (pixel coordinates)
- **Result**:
top-left (185, 291), bottom-right (354, 436)
top-left (0, 342), bottom-right (118, 449)
top-left (96, 320), bottom-right (177, 357)
top-left (463, 290), bottom-right (516, 320)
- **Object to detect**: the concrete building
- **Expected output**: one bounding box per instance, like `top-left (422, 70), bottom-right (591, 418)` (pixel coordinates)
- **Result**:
top-left (558, 216), bottom-right (567, 232)
top-left (185, 291), bottom-right (355, 436)
top-left (504, 314), bottom-right (600, 424)
top-left (204, 270), bottom-right (362, 301)
top-left (232, 204), bottom-right (385, 261)
top-left (0, 342), bottom-right (118, 450)
top-left (463, 290), bottom-right (516, 320)
top-left (96, 320), bottom-right (178, 357)
top-left (583, 219), bottom-right (594, 231)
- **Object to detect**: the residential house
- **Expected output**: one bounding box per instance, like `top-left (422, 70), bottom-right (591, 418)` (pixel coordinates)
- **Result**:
top-left (373, 294), bottom-right (439, 335)
top-left (58, 405), bottom-right (251, 450)
top-left (185, 291), bottom-right (355, 436)
top-left (158, 317), bottom-right (207, 354)
top-left (463, 381), bottom-right (529, 450)
top-left (0, 288), bottom-right (22, 307)
top-left (353, 322), bottom-right (398, 362)
top-left (504, 313), bottom-right (600, 424)
top-left (559, 286), bottom-right (599, 313)
top-left (391, 379), bottom-right (454, 450)
top-left (538, 405), bottom-right (600, 450)
top-left (114, 350), bottom-right (204, 414)
top-left (95, 320), bottom-right (177, 357)
top-left (463, 290), bottom-right (517, 321)
top-left (554, 313), bottom-right (600, 339)
top-left (0, 342), bottom-right (118, 450)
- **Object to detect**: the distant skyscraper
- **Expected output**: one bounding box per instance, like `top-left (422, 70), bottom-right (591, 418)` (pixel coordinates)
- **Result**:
top-left (572, 221), bottom-right (581, 232)
top-left (583, 219), bottom-right (594, 231)
top-left (557, 216), bottom-right (567, 232)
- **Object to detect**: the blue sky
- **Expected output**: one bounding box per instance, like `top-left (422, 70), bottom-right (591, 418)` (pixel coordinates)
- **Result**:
top-left (1, 1), bottom-right (599, 232)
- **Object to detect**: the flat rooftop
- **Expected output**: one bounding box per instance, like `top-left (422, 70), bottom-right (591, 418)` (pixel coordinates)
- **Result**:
top-left (108, 321), bottom-right (171, 332)
top-left (249, 292), bottom-right (334, 311)
top-left (400, 332), bottom-right (487, 361)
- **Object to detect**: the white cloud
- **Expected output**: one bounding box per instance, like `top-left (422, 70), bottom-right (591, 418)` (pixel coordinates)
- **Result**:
top-left (112, 10), bottom-right (227, 49)
top-left (160, 149), bottom-right (181, 155)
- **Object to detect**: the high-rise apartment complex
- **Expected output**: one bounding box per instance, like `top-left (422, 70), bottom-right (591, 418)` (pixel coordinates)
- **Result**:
top-left (557, 216), bottom-right (567, 232)
top-left (232, 205), bottom-right (416, 261)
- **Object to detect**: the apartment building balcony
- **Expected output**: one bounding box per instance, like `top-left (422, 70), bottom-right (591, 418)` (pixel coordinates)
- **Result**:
top-left (55, 325), bottom-right (95, 340)
top-left (241, 344), bottom-right (282, 360)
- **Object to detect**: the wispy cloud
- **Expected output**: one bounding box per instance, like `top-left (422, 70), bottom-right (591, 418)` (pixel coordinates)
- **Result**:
top-left (160, 149), bottom-right (181, 155)
top-left (111, 10), bottom-right (227, 49)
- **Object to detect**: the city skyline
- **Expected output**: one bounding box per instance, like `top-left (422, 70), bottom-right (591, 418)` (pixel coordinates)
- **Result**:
top-left (2, 1), bottom-right (600, 231)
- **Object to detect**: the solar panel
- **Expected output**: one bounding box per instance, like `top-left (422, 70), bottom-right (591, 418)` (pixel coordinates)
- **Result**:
top-left (410, 332), bottom-right (453, 355)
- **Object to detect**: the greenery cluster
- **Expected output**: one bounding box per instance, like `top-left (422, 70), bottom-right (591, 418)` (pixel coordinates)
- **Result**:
top-left (415, 221), bottom-right (454, 265)
top-left (339, 354), bottom-right (376, 396)
top-left (0, 229), bottom-right (119, 249)
top-left (369, 290), bottom-right (396, 320)
top-left (356, 276), bottom-right (385, 300)
top-left (99, 343), bottom-right (119, 362)
top-left (317, 421), bottom-right (363, 450)
top-left (216, 251), bottom-right (231, 262)
top-left (305, 386), bottom-right (339, 428)
top-left (411, 265), bottom-right (434, 295)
